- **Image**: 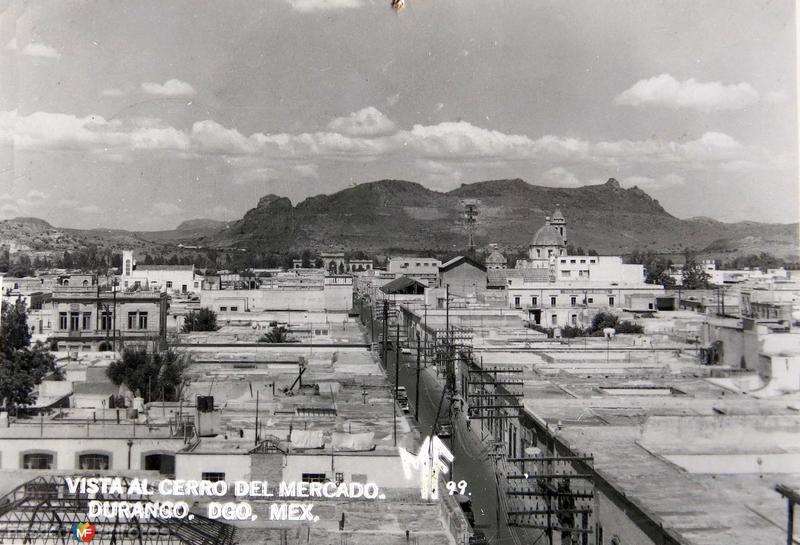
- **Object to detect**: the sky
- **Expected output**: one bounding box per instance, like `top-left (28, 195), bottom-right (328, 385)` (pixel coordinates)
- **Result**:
top-left (0, 0), bottom-right (797, 230)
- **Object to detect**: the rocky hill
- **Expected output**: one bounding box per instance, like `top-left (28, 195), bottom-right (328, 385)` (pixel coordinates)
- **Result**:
top-left (1, 178), bottom-right (797, 259)
top-left (210, 178), bottom-right (799, 258)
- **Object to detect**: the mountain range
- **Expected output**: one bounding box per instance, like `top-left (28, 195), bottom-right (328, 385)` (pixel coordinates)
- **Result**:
top-left (1, 178), bottom-right (797, 259)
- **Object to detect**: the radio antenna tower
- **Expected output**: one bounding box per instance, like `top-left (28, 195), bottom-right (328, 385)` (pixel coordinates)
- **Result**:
top-left (461, 199), bottom-right (479, 252)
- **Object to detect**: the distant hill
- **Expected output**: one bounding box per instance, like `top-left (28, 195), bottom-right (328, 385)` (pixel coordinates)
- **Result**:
top-left (1, 178), bottom-right (797, 259)
top-left (210, 178), bottom-right (799, 258)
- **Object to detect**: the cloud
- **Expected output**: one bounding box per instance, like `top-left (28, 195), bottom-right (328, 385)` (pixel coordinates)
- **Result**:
top-left (540, 167), bottom-right (583, 188)
top-left (764, 90), bottom-right (790, 104)
top-left (76, 204), bottom-right (102, 214)
top-left (21, 42), bottom-right (61, 59)
top-left (141, 79), bottom-right (195, 96)
top-left (5, 38), bottom-right (17, 51)
top-left (282, 0), bottom-right (365, 12)
top-left (0, 203), bottom-right (20, 216)
top-left (153, 202), bottom-right (182, 216)
top-left (101, 88), bottom-right (124, 97)
top-left (615, 74), bottom-right (759, 112)
top-left (293, 164), bottom-right (319, 178)
top-left (621, 173), bottom-right (686, 190)
top-left (1, 109), bottom-right (786, 179)
top-left (326, 107), bottom-right (397, 137)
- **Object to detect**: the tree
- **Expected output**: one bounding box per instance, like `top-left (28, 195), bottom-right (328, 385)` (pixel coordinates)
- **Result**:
top-left (62, 250), bottom-right (74, 269)
top-left (314, 257), bottom-right (323, 269)
top-left (144, 254), bottom-right (154, 265)
top-left (682, 252), bottom-right (710, 289)
top-left (259, 326), bottom-right (298, 343)
top-left (107, 347), bottom-right (190, 403)
top-left (9, 254), bottom-right (33, 277)
top-left (0, 302), bottom-right (59, 412)
top-left (1, 300), bottom-right (32, 355)
top-left (182, 308), bottom-right (218, 332)
top-left (301, 250), bottom-right (312, 268)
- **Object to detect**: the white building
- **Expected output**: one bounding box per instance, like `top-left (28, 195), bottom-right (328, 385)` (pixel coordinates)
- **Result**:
top-left (387, 256), bottom-right (441, 285)
top-left (119, 250), bottom-right (199, 294)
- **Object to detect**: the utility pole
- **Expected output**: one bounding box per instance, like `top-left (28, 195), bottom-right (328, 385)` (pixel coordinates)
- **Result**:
top-left (415, 336), bottom-right (421, 422)
top-left (394, 321), bottom-right (399, 447)
top-left (382, 300), bottom-right (388, 367)
top-left (254, 389), bottom-right (259, 446)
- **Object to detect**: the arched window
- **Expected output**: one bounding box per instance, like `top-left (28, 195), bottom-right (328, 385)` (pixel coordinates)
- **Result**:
top-left (22, 452), bottom-right (55, 469)
top-left (78, 453), bottom-right (110, 470)
top-left (62, 279), bottom-right (69, 286)
top-left (82, 279), bottom-right (89, 287)
top-left (143, 453), bottom-right (175, 477)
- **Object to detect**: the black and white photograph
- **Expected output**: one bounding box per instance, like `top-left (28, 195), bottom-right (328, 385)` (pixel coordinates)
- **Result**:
top-left (0, 1), bottom-right (798, 544)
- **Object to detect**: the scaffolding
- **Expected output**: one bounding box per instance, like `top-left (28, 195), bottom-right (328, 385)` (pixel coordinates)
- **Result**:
top-left (0, 476), bottom-right (236, 544)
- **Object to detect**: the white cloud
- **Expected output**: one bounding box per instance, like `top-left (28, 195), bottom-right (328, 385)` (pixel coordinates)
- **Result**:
top-left (1, 109), bottom-right (785, 181)
top-left (615, 74), bottom-right (759, 112)
top-left (5, 38), bottom-right (17, 51)
top-left (153, 202), bottom-right (182, 216)
top-left (540, 167), bottom-right (583, 188)
top-left (621, 173), bottom-right (686, 190)
top-left (25, 189), bottom-right (46, 202)
top-left (0, 203), bottom-right (20, 216)
top-left (282, 0), bottom-right (365, 12)
top-left (326, 107), bottom-right (397, 137)
top-left (293, 164), bottom-right (319, 178)
top-left (76, 204), bottom-right (102, 214)
top-left (764, 90), bottom-right (790, 104)
top-left (21, 42), bottom-right (61, 59)
top-left (101, 88), bottom-right (124, 97)
top-left (141, 79), bottom-right (196, 96)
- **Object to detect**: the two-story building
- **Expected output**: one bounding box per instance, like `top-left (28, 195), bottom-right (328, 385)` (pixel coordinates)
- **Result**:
top-left (44, 286), bottom-right (168, 351)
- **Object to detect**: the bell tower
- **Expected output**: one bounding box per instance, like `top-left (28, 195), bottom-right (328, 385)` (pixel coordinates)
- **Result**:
top-left (551, 205), bottom-right (567, 247)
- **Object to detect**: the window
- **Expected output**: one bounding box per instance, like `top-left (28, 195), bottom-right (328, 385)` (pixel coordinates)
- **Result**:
top-left (138, 313), bottom-right (148, 330)
top-left (78, 453), bottom-right (110, 470)
top-left (335, 472), bottom-right (344, 485)
top-left (134, 281), bottom-right (141, 288)
top-left (570, 259), bottom-right (576, 263)
top-left (590, 259), bottom-right (596, 263)
top-left (648, 303), bottom-right (654, 310)
top-left (101, 312), bottom-right (112, 331)
top-left (128, 312), bottom-right (137, 329)
top-left (514, 296), bottom-right (521, 308)
top-left (166, 281), bottom-right (173, 288)
top-left (531, 296), bottom-right (538, 306)
top-left (82, 312), bottom-right (92, 330)
top-left (580, 259), bottom-right (586, 264)
top-left (230, 306), bottom-right (238, 312)
top-left (561, 271), bottom-right (570, 277)
top-left (124, 281), bottom-right (129, 288)
top-left (220, 306), bottom-right (227, 311)
top-left (69, 312), bottom-right (80, 331)
top-left (202, 472), bottom-right (226, 483)
top-left (551, 314), bottom-right (558, 325)
top-left (587, 297), bottom-right (594, 304)
top-left (194, 282), bottom-right (199, 288)
top-left (23, 452), bottom-right (54, 470)
top-left (570, 296), bottom-right (577, 305)
top-left (608, 296), bottom-right (615, 306)
top-left (124, 259), bottom-right (131, 276)
top-left (59, 312), bottom-right (68, 330)
top-left (560, 259), bottom-right (566, 264)
top-left (571, 314), bottom-right (577, 325)
top-left (302, 473), bottom-right (327, 483)
top-left (550, 296), bottom-right (557, 306)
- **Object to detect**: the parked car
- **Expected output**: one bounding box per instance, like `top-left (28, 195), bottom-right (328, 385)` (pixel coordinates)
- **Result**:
top-left (456, 495), bottom-right (475, 527)
top-left (436, 422), bottom-right (453, 438)
top-left (398, 398), bottom-right (410, 414)
top-left (469, 530), bottom-right (489, 545)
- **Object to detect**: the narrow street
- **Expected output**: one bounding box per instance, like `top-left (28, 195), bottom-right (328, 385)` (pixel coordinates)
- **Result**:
top-left (363, 309), bottom-right (516, 545)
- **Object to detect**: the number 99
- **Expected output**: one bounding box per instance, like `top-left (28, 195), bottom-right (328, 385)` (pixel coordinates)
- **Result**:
top-left (446, 480), bottom-right (468, 495)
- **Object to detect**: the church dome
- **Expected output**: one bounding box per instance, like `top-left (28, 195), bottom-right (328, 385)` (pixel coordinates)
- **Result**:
top-left (531, 224), bottom-right (564, 247)
top-left (486, 249), bottom-right (507, 265)
top-left (551, 206), bottom-right (565, 222)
